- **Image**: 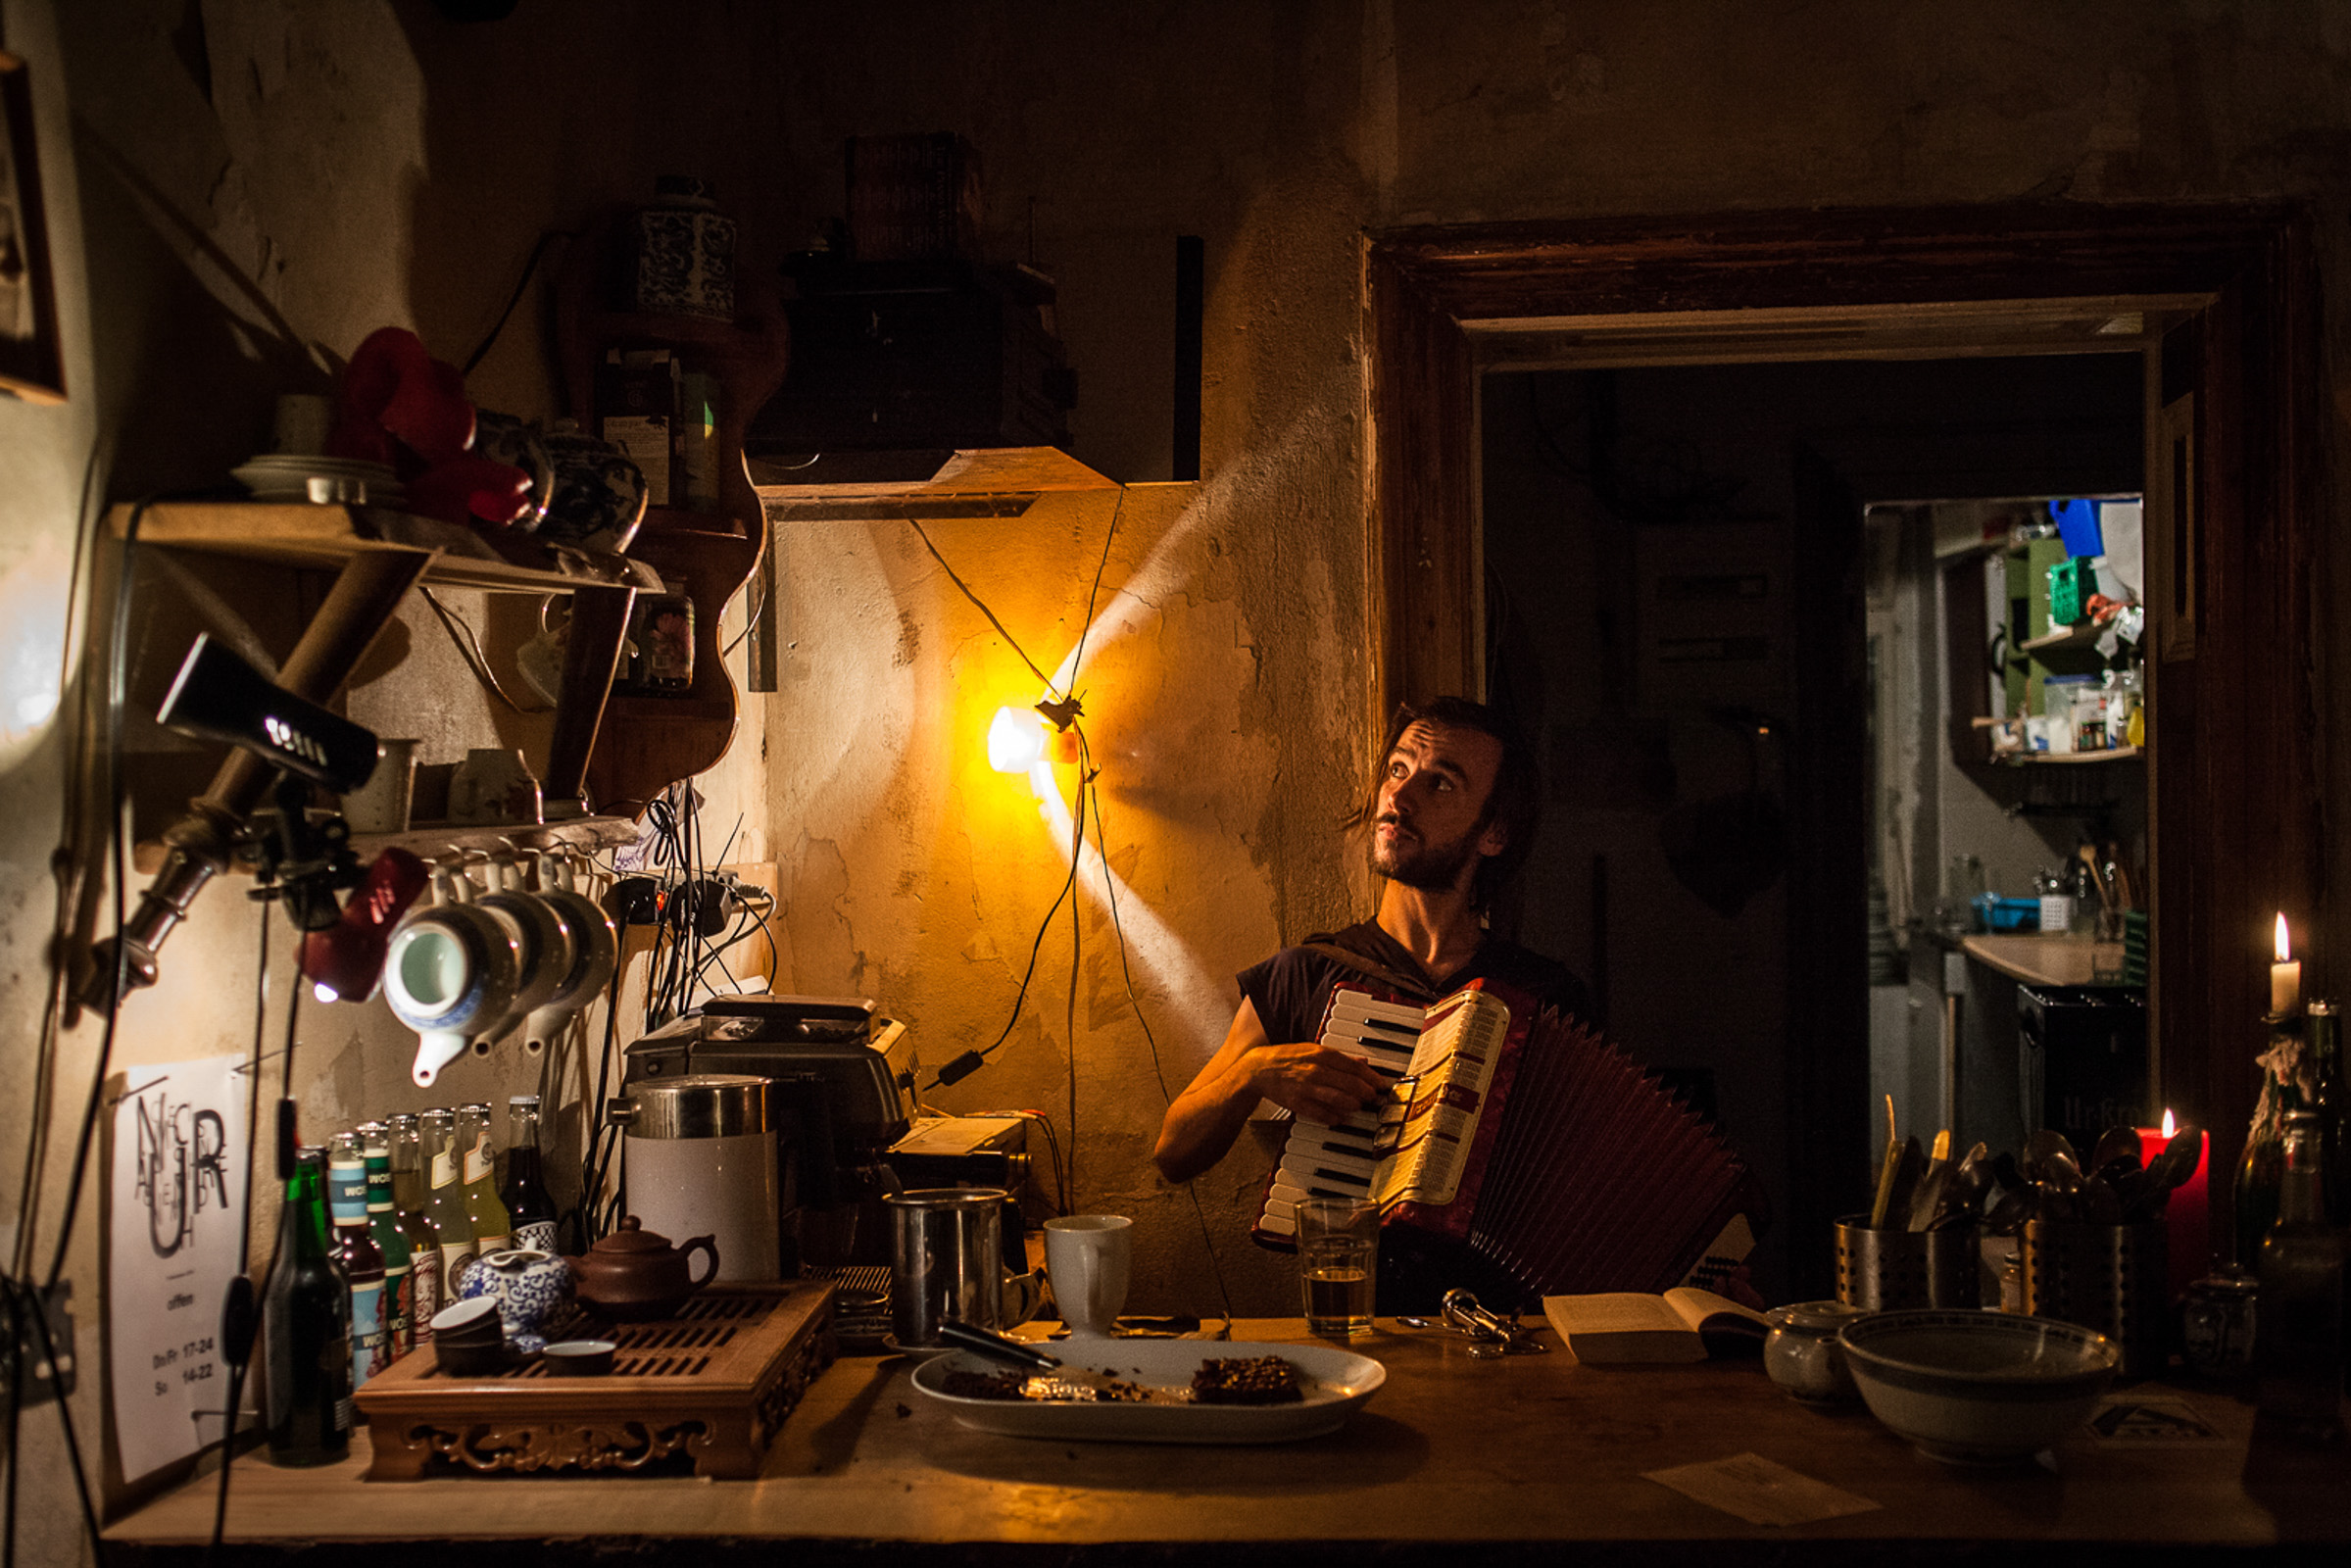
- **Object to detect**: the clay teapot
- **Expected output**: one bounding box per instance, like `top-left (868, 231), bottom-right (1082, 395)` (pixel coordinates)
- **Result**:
top-left (569, 1216), bottom-right (719, 1321)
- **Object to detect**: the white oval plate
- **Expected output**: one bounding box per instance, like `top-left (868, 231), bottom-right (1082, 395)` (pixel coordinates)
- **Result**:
top-left (909, 1339), bottom-right (1385, 1445)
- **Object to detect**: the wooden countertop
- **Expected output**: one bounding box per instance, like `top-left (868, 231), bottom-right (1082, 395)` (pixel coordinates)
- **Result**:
top-left (1962, 933), bottom-right (2131, 989)
top-left (109, 1318), bottom-right (2348, 1557)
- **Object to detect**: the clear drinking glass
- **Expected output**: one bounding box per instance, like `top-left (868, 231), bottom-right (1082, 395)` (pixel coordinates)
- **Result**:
top-left (1297, 1198), bottom-right (1379, 1338)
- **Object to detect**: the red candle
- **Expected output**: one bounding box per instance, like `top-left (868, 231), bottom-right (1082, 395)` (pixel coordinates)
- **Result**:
top-left (2139, 1111), bottom-right (2211, 1304)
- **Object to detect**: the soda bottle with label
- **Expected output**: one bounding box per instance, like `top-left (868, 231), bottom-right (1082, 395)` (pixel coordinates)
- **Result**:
top-left (325, 1133), bottom-right (387, 1388)
top-left (357, 1122), bottom-right (415, 1357)
top-left (264, 1149), bottom-right (351, 1465)
top-left (459, 1102), bottom-right (514, 1258)
top-left (422, 1107), bottom-right (477, 1297)
top-left (388, 1113), bottom-right (443, 1340)
top-left (500, 1095), bottom-right (558, 1253)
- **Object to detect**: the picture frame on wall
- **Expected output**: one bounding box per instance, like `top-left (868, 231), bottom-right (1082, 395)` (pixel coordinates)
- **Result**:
top-left (1, 49), bottom-right (66, 405)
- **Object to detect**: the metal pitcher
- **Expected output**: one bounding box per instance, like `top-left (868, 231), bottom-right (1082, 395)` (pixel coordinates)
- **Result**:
top-left (885, 1188), bottom-right (1039, 1348)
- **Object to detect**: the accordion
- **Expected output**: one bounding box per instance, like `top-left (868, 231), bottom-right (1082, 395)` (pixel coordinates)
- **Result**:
top-left (1252, 980), bottom-right (1761, 1294)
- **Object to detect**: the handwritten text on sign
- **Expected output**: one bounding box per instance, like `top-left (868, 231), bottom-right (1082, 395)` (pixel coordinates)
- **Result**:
top-left (108, 1055), bottom-right (249, 1482)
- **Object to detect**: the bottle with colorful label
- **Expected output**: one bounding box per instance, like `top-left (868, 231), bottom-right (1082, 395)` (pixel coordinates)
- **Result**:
top-left (388, 1112), bottom-right (443, 1341)
top-left (422, 1107), bottom-right (477, 1296)
top-left (357, 1121), bottom-right (415, 1358)
top-left (458, 1102), bottom-right (514, 1259)
top-left (500, 1095), bottom-right (558, 1253)
top-left (325, 1133), bottom-right (387, 1390)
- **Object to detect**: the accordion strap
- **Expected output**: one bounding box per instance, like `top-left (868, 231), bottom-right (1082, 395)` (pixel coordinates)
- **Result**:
top-left (1298, 939), bottom-right (1442, 1004)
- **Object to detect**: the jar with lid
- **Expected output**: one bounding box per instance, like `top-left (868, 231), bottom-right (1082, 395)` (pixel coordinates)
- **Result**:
top-left (1763, 1300), bottom-right (1869, 1402)
top-left (2180, 1264), bottom-right (2259, 1381)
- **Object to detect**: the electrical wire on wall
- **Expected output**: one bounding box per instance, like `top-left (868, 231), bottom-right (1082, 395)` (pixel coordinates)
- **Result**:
top-left (901, 501), bottom-right (1236, 1325)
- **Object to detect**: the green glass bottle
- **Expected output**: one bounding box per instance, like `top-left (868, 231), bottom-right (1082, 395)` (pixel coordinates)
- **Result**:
top-left (422, 1107), bottom-right (477, 1297)
top-left (358, 1122), bottom-right (415, 1359)
top-left (264, 1149), bottom-right (351, 1466)
top-left (458, 1102), bottom-right (514, 1258)
top-left (388, 1112), bottom-right (443, 1339)
top-left (2256, 1111), bottom-right (2346, 1435)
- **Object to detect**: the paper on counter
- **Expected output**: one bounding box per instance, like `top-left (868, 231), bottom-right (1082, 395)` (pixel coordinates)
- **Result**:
top-left (106, 1055), bottom-right (251, 1482)
top-left (1642, 1451), bottom-right (1883, 1527)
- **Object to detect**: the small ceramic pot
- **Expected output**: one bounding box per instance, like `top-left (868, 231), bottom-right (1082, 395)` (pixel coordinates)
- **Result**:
top-left (458, 1248), bottom-right (574, 1354)
top-left (539, 419), bottom-right (649, 556)
top-left (1764, 1299), bottom-right (1869, 1402)
top-left (569, 1216), bottom-right (719, 1322)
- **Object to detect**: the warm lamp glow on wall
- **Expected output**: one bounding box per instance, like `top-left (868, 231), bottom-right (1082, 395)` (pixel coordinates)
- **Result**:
top-left (988, 696), bottom-right (1084, 773)
top-left (989, 707), bottom-right (1049, 772)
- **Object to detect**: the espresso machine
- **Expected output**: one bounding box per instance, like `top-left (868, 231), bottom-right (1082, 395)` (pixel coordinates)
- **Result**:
top-left (616, 995), bottom-right (1030, 1281)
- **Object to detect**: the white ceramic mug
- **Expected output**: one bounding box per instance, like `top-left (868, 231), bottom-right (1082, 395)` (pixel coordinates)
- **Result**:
top-left (1044, 1214), bottom-right (1132, 1340)
top-left (469, 855), bottom-right (575, 1052)
top-left (383, 864), bottom-right (522, 1086)
top-left (522, 853), bottom-right (619, 1053)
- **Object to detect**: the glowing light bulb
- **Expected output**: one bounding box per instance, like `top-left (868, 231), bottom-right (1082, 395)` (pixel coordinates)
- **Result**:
top-left (314, 982), bottom-right (341, 1004)
top-left (988, 707), bottom-right (1048, 773)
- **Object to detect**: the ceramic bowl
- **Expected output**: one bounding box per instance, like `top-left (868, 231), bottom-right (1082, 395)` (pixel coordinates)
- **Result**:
top-left (429, 1297), bottom-right (502, 1344)
top-left (1838, 1309), bottom-right (2119, 1465)
top-left (542, 1339), bottom-right (617, 1376)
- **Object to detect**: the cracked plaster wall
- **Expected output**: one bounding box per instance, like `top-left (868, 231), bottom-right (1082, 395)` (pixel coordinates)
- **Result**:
top-left (6, 2), bottom-right (2351, 1529)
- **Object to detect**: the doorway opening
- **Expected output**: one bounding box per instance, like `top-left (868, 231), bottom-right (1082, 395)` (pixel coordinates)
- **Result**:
top-left (1482, 352), bottom-right (2143, 1302)
top-left (1369, 202), bottom-right (2323, 1296)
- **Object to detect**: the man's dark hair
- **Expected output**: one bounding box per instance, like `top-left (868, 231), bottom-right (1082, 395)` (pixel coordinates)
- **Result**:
top-left (1344, 696), bottom-right (1543, 910)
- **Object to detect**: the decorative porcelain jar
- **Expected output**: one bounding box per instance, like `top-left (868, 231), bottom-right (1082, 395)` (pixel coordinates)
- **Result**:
top-left (457, 1247), bottom-right (573, 1354)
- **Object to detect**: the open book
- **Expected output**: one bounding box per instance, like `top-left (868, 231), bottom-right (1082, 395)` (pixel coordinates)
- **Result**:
top-left (1542, 1289), bottom-right (1770, 1363)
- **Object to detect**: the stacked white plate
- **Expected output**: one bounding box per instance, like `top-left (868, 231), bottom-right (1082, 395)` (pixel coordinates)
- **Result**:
top-left (229, 452), bottom-right (406, 508)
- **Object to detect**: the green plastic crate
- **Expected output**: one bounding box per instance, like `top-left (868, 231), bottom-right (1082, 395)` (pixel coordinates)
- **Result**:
top-left (2047, 557), bottom-right (2085, 627)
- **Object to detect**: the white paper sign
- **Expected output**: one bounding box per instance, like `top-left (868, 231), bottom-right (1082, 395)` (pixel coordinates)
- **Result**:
top-left (108, 1054), bottom-right (250, 1481)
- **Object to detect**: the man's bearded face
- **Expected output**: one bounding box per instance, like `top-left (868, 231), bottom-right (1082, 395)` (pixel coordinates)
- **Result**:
top-left (1371, 721), bottom-right (1505, 894)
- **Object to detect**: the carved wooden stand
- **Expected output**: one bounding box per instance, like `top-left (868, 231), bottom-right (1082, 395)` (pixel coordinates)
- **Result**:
top-left (354, 1281), bottom-right (834, 1480)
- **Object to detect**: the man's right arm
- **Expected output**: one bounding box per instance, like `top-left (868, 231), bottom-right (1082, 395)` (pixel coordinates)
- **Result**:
top-left (1151, 998), bottom-right (1388, 1185)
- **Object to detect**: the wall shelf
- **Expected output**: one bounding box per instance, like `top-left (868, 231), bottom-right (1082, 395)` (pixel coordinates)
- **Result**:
top-left (2020, 620), bottom-right (2103, 654)
top-left (132, 813), bottom-right (640, 875)
top-left (751, 446), bottom-right (1117, 520)
top-left (111, 501), bottom-right (639, 595)
top-left (1999, 744), bottom-right (2142, 765)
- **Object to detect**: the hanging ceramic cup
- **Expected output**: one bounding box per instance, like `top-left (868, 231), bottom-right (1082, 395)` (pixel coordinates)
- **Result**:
top-left (521, 852), bottom-right (620, 1054)
top-left (384, 862), bottom-right (524, 1087)
top-left (468, 853), bottom-right (577, 1055)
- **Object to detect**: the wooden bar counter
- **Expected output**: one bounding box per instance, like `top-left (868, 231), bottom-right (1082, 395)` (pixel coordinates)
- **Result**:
top-left (110, 1318), bottom-right (2351, 1564)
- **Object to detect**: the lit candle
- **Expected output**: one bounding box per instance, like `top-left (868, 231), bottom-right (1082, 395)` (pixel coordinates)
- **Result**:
top-left (2271, 912), bottom-right (2301, 1017)
top-left (2138, 1109), bottom-right (2211, 1305)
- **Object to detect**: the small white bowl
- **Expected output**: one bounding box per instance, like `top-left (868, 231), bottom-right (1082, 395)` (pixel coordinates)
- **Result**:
top-left (1839, 1309), bottom-right (2119, 1465)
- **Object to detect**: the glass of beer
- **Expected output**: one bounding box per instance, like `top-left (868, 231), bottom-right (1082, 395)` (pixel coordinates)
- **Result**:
top-left (1297, 1198), bottom-right (1379, 1338)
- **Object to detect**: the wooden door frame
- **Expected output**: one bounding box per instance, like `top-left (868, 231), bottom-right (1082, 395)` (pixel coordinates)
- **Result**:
top-left (1366, 203), bottom-right (2323, 1270)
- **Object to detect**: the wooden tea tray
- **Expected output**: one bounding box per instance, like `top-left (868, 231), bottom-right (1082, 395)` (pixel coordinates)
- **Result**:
top-left (354, 1281), bottom-right (835, 1480)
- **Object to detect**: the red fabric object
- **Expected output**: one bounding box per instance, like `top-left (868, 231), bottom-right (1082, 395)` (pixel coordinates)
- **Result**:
top-left (406, 454), bottom-right (537, 529)
top-left (326, 326), bottom-right (530, 527)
